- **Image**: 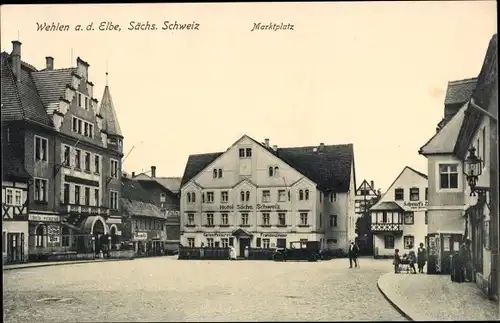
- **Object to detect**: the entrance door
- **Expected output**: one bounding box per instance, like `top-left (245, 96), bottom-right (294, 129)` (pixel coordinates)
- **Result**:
top-left (239, 238), bottom-right (250, 257)
top-left (7, 233), bottom-right (23, 264)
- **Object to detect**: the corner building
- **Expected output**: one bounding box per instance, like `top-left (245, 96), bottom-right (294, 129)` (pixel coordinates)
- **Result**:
top-left (180, 135), bottom-right (357, 257)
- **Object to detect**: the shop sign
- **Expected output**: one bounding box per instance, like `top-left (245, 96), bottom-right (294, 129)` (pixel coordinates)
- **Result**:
top-left (256, 204), bottom-right (281, 210)
top-left (237, 204), bottom-right (253, 210)
top-left (134, 232), bottom-right (147, 241)
top-left (166, 210), bottom-right (180, 217)
top-left (260, 232), bottom-right (287, 238)
top-left (49, 235), bottom-right (60, 243)
top-left (203, 232), bottom-right (232, 237)
top-left (29, 214), bottom-right (60, 222)
top-left (220, 205), bottom-right (235, 211)
top-left (402, 201), bottom-right (428, 210)
top-left (107, 218), bottom-right (121, 224)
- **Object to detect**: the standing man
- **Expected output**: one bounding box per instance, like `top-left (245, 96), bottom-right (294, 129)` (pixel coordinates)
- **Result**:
top-left (348, 241), bottom-right (359, 268)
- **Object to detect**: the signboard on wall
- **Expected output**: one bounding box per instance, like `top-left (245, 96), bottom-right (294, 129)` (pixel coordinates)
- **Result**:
top-left (203, 232), bottom-right (232, 238)
top-left (134, 232), bottom-right (147, 241)
top-left (260, 233), bottom-right (287, 238)
top-left (402, 201), bottom-right (428, 211)
top-left (28, 214), bottom-right (60, 222)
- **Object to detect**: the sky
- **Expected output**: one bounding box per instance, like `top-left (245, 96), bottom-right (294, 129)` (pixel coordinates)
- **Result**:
top-left (1, 2), bottom-right (497, 192)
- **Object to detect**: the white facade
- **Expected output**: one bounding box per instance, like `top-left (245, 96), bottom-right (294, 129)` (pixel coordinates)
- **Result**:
top-left (370, 167), bottom-right (428, 257)
top-left (180, 135), bottom-right (356, 256)
top-left (2, 180), bottom-right (29, 263)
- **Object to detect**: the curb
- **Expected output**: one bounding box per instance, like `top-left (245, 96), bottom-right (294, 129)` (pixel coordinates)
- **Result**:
top-left (377, 273), bottom-right (414, 321)
top-left (3, 258), bottom-right (127, 271)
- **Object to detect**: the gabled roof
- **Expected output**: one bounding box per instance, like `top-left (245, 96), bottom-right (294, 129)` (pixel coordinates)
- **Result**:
top-left (455, 34), bottom-right (498, 159)
top-left (356, 179), bottom-right (377, 195)
top-left (155, 177), bottom-right (181, 193)
top-left (32, 68), bottom-right (76, 114)
top-left (444, 78), bottom-right (477, 106)
top-left (121, 177), bottom-right (153, 203)
top-left (180, 135), bottom-right (355, 192)
top-left (419, 102), bottom-right (468, 155)
top-left (1, 52), bottom-right (52, 126)
top-left (99, 86), bottom-right (122, 137)
top-left (121, 177), bottom-right (165, 219)
top-left (1, 143), bottom-right (31, 181)
top-left (370, 201), bottom-right (404, 212)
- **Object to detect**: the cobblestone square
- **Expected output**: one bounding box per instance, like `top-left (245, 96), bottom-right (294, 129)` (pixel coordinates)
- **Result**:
top-left (3, 257), bottom-right (406, 322)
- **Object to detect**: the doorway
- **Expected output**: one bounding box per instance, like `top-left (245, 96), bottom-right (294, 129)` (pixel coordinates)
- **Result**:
top-left (92, 219), bottom-right (106, 255)
top-left (239, 237), bottom-right (250, 257)
top-left (7, 232), bottom-right (24, 264)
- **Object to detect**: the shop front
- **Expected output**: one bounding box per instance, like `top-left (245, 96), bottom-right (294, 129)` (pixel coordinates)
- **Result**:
top-left (133, 231), bottom-right (165, 257)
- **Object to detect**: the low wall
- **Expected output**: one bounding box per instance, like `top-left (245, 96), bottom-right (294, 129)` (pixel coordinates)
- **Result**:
top-left (109, 250), bottom-right (135, 260)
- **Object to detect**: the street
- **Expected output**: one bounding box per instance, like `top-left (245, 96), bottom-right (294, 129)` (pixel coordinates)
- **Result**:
top-left (3, 257), bottom-right (406, 322)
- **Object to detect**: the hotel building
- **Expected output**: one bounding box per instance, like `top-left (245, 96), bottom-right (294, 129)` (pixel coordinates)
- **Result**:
top-left (370, 166), bottom-right (428, 258)
top-left (179, 135), bottom-right (357, 257)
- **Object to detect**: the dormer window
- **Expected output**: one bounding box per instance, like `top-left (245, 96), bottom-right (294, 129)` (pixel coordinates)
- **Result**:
top-left (239, 148), bottom-right (252, 158)
top-left (218, 169), bottom-right (223, 178)
top-left (299, 189), bottom-right (304, 200)
top-left (187, 192), bottom-right (196, 203)
top-left (213, 169), bottom-right (217, 178)
top-left (305, 189), bottom-right (309, 200)
top-left (213, 168), bottom-right (223, 179)
top-left (268, 166), bottom-right (280, 177)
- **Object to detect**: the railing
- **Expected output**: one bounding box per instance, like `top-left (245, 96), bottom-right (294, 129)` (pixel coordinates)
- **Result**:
top-left (371, 223), bottom-right (403, 232)
top-left (60, 204), bottom-right (110, 216)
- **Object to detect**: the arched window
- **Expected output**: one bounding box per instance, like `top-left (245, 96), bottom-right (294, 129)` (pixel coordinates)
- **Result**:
top-left (288, 191), bottom-right (291, 201)
top-left (187, 192), bottom-right (191, 203)
top-left (268, 166), bottom-right (274, 177)
top-left (61, 226), bottom-right (70, 247)
top-left (202, 193), bottom-right (205, 203)
top-left (240, 191), bottom-right (245, 202)
top-left (35, 225), bottom-right (45, 247)
top-left (213, 169), bottom-right (217, 178)
top-left (305, 189), bottom-right (310, 200)
top-left (191, 192), bottom-right (196, 203)
top-left (218, 169), bottom-right (223, 178)
top-left (274, 166), bottom-right (279, 177)
top-left (299, 190), bottom-right (304, 200)
top-left (245, 191), bottom-right (250, 201)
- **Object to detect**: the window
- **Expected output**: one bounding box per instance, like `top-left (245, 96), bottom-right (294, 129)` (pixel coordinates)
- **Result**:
top-left (34, 136), bottom-right (48, 161)
top-left (61, 227), bottom-right (70, 247)
top-left (384, 235), bottom-right (395, 249)
top-left (330, 214), bottom-right (337, 227)
top-left (218, 169), bottom-right (223, 178)
top-left (94, 155), bottom-right (100, 173)
top-left (425, 211), bottom-right (428, 225)
top-left (278, 213), bottom-right (286, 226)
top-left (262, 213), bottom-right (270, 225)
top-left (94, 189), bottom-right (99, 207)
top-left (78, 119), bottom-right (82, 134)
top-left (240, 191), bottom-right (245, 202)
top-left (299, 189), bottom-right (304, 200)
top-left (331, 192), bottom-right (337, 202)
top-left (75, 149), bottom-right (81, 169)
top-left (206, 238), bottom-right (214, 247)
top-left (404, 212), bottom-right (414, 225)
top-left (239, 148), bottom-right (245, 158)
top-left (74, 185), bottom-right (81, 205)
top-left (206, 192), bottom-right (214, 203)
top-left (84, 122), bottom-right (89, 137)
top-left (320, 192), bottom-right (322, 202)
top-left (78, 93), bottom-right (82, 107)
top-left (262, 238), bottom-right (270, 248)
top-left (221, 213), bottom-right (228, 225)
top-left (241, 213), bottom-right (249, 225)
top-left (187, 238), bottom-right (195, 247)
top-left (72, 117), bottom-right (78, 132)
top-left (274, 166), bottom-right (279, 177)
top-left (221, 238), bottom-right (229, 248)
top-left (394, 188), bottom-right (404, 201)
top-left (85, 97), bottom-right (89, 110)
top-left (110, 159), bottom-right (119, 178)
top-left (277, 238), bottom-right (286, 249)
top-left (278, 190), bottom-right (287, 202)
top-left (482, 127), bottom-right (486, 167)
top-left (206, 213), bottom-right (214, 226)
top-left (300, 213), bottom-right (308, 226)
top-left (84, 152), bottom-right (91, 171)
top-left (5, 188), bottom-right (22, 206)
top-left (213, 169), bottom-right (217, 178)
top-left (110, 191), bottom-right (119, 210)
top-left (256, 238), bottom-right (262, 247)
top-left (159, 193), bottom-right (166, 203)
top-left (425, 188), bottom-right (428, 201)
top-left (221, 191), bottom-right (229, 203)
top-left (84, 187), bottom-right (90, 205)
top-left (34, 178), bottom-right (48, 202)
top-left (382, 211), bottom-right (388, 223)
top-left (269, 166), bottom-right (274, 177)
top-left (187, 214), bottom-right (195, 225)
top-left (6, 126), bottom-right (11, 142)
top-left (262, 190), bottom-right (270, 203)
top-left (245, 191), bottom-right (250, 201)
top-left (35, 225), bottom-right (45, 247)
top-left (61, 184), bottom-right (70, 204)
top-left (409, 187), bottom-right (419, 201)
top-left (88, 124), bottom-right (93, 138)
top-left (14, 190), bottom-right (22, 206)
top-left (246, 148), bottom-right (252, 157)
top-left (439, 164), bottom-right (458, 189)
top-left (305, 189), bottom-right (309, 200)
top-left (404, 235), bottom-right (415, 249)
top-left (63, 145), bottom-right (71, 166)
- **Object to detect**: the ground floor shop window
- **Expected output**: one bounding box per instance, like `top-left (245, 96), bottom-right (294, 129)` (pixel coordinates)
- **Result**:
top-left (262, 238), bottom-right (270, 248)
top-left (384, 235), bottom-right (394, 249)
top-left (403, 235), bottom-right (414, 249)
top-left (221, 238), bottom-right (229, 248)
top-left (187, 238), bottom-right (195, 247)
top-left (277, 238), bottom-right (286, 248)
top-left (61, 227), bottom-right (70, 247)
top-left (35, 225), bottom-right (45, 247)
top-left (207, 238), bottom-right (214, 247)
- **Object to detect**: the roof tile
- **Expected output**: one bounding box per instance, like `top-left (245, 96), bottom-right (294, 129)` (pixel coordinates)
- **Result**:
top-left (444, 78), bottom-right (477, 106)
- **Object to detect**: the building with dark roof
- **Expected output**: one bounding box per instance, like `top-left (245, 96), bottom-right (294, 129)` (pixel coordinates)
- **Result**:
top-left (419, 34), bottom-right (497, 288)
top-left (368, 166), bottom-right (428, 258)
top-left (1, 40), bottom-right (124, 261)
top-left (179, 134), bottom-right (357, 255)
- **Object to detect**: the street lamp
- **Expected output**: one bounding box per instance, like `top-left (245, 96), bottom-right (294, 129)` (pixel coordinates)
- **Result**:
top-left (463, 147), bottom-right (483, 196)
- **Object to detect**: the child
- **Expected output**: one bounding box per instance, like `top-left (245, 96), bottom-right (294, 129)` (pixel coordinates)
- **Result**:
top-left (393, 249), bottom-right (401, 273)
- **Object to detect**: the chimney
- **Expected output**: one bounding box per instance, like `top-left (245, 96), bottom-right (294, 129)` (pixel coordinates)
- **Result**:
top-left (131, 172), bottom-right (135, 178)
top-left (76, 57), bottom-right (89, 79)
top-left (151, 166), bottom-right (156, 178)
top-left (371, 180), bottom-right (375, 189)
top-left (45, 56), bottom-right (54, 71)
top-left (264, 138), bottom-right (270, 148)
top-left (11, 41), bottom-right (22, 82)
top-left (319, 142), bottom-right (325, 151)
top-left (272, 145), bottom-right (278, 151)
top-left (123, 172), bottom-right (128, 178)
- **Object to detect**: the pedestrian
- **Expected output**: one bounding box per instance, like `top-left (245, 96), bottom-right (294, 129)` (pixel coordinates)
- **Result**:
top-left (229, 246), bottom-right (237, 260)
top-left (348, 241), bottom-right (359, 268)
top-left (417, 242), bottom-right (427, 273)
top-left (455, 238), bottom-right (470, 283)
top-left (393, 249), bottom-right (401, 273)
top-left (407, 244), bottom-right (417, 274)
